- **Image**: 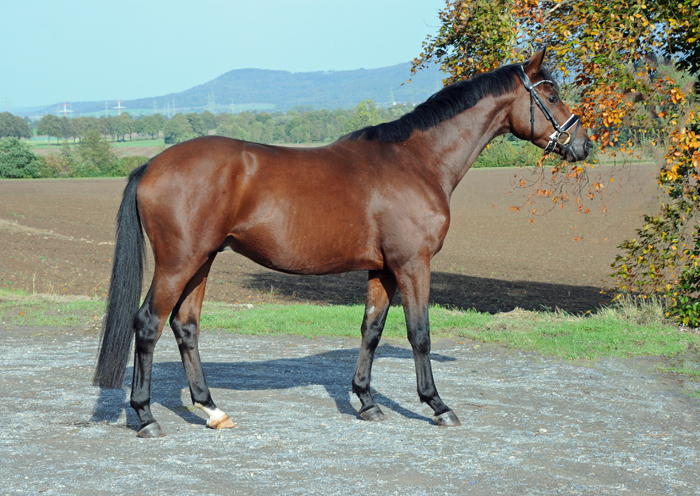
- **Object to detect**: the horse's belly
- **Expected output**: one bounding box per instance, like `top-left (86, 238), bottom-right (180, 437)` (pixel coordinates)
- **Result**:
top-left (228, 227), bottom-right (383, 275)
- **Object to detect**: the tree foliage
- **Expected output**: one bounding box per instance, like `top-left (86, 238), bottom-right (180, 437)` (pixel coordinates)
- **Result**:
top-left (163, 113), bottom-right (197, 144)
top-left (37, 114), bottom-right (62, 144)
top-left (344, 100), bottom-right (383, 132)
top-left (0, 138), bottom-right (41, 178)
top-left (0, 112), bottom-right (31, 139)
top-left (77, 129), bottom-right (118, 175)
top-left (413, 0), bottom-right (700, 323)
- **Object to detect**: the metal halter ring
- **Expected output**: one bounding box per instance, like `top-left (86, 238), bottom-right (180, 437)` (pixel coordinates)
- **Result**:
top-left (517, 65), bottom-right (580, 155)
top-left (556, 132), bottom-right (571, 145)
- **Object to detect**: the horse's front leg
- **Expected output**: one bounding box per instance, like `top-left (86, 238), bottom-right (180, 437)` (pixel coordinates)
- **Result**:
top-left (352, 269), bottom-right (397, 421)
top-left (394, 259), bottom-right (461, 427)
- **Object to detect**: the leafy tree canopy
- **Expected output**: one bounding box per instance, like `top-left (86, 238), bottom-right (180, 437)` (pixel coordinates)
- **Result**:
top-left (78, 128), bottom-right (117, 173)
top-left (344, 100), bottom-right (383, 133)
top-left (0, 112), bottom-right (32, 139)
top-left (163, 113), bottom-right (197, 144)
top-left (413, 0), bottom-right (700, 324)
top-left (37, 114), bottom-right (62, 143)
top-left (0, 137), bottom-right (41, 178)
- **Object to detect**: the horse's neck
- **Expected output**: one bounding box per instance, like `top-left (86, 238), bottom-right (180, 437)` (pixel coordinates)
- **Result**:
top-left (412, 94), bottom-right (514, 197)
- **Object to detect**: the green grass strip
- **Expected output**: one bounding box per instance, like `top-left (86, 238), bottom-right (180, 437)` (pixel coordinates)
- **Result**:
top-left (199, 302), bottom-right (492, 339)
top-left (2, 290), bottom-right (697, 361)
top-left (0, 289), bottom-right (103, 327)
top-left (656, 365), bottom-right (700, 378)
top-left (201, 303), bottom-right (696, 360)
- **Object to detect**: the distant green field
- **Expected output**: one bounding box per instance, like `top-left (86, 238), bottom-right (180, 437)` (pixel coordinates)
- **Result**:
top-left (28, 138), bottom-right (164, 150)
top-left (110, 138), bottom-right (164, 148)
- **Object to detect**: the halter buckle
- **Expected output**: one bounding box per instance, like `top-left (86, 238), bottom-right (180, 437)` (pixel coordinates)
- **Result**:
top-left (550, 130), bottom-right (572, 146)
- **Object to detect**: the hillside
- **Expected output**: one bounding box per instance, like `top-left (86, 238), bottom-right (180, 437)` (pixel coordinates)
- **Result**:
top-left (19, 63), bottom-right (445, 117)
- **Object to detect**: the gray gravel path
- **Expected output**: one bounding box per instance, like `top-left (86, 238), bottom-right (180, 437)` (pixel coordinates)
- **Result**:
top-left (1, 327), bottom-right (698, 495)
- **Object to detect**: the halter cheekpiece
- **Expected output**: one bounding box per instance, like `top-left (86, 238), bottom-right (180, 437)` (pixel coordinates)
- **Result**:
top-left (516, 65), bottom-right (580, 154)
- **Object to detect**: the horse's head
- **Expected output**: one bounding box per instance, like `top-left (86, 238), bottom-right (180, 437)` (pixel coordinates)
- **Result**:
top-left (509, 48), bottom-right (592, 162)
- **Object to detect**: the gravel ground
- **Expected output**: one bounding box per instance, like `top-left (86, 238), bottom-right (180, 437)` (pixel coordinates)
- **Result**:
top-left (1, 327), bottom-right (698, 495)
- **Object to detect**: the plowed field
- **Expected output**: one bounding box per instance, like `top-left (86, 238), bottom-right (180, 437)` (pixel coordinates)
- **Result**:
top-left (0, 162), bottom-right (660, 313)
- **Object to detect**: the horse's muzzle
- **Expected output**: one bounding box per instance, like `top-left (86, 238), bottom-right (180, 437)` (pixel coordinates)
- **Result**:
top-left (564, 137), bottom-right (593, 162)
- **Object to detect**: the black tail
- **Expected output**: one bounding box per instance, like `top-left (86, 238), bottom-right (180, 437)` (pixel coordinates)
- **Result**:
top-left (93, 163), bottom-right (150, 388)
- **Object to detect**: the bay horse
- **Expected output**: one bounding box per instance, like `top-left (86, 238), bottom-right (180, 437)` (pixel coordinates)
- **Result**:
top-left (94, 49), bottom-right (592, 437)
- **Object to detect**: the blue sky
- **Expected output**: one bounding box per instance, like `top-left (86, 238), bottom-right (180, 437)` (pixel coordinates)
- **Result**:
top-left (1, 0), bottom-right (446, 109)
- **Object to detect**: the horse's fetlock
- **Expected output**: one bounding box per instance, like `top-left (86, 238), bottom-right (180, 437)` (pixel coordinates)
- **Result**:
top-left (352, 380), bottom-right (369, 395)
top-left (130, 397), bottom-right (149, 411)
top-left (417, 387), bottom-right (439, 405)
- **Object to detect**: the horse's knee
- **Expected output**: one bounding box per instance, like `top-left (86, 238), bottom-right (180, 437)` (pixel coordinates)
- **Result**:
top-left (170, 316), bottom-right (199, 352)
top-left (407, 329), bottom-right (431, 355)
top-left (362, 329), bottom-right (382, 350)
top-left (361, 310), bottom-right (387, 343)
top-left (133, 304), bottom-right (161, 350)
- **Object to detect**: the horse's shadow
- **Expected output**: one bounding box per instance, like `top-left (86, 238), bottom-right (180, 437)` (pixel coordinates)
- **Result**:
top-left (90, 343), bottom-right (457, 429)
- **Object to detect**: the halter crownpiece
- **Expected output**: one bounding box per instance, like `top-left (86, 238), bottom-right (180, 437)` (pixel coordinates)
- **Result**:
top-left (516, 65), bottom-right (581, 154)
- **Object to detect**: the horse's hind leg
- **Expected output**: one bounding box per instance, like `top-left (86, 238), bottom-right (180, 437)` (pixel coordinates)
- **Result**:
top-left (130, 285), bottom-right (175, 438)
top-left (131, 258), bottom-right (211, 438)
top-left (170, 255), bottom-right (235, 430)
top-left (352, 269), bottom-right (397, 421)
top-left (394, 259), bottom-right (461, 427)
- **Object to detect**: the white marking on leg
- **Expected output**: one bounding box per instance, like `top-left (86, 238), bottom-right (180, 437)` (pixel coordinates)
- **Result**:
top-left (194, 403), bottom-right (227, 426)
top-left (368, 306), bottom-right (375, 315)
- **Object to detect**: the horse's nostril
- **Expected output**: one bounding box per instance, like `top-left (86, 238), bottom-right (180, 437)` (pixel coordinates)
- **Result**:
top-left (584, 140), bottom-right (593, 153)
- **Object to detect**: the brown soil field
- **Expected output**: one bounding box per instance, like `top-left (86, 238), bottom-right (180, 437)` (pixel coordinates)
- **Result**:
top-left (0, 163), bottom-right (661, 313)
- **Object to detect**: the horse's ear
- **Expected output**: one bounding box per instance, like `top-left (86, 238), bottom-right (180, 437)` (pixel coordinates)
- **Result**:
top-left (524, 47), bottom-right (547, 76)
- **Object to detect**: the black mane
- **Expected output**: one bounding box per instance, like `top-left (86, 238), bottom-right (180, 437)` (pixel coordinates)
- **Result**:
top-left (344, 63), bottom-right (541, 143)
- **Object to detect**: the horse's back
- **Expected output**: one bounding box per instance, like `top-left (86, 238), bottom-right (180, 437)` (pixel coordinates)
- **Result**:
top-left (136, 137), bottom-right (386, 273)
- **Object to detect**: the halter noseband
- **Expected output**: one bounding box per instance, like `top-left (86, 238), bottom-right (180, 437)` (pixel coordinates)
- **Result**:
top-left (516, 65), bottom-right (580, 154)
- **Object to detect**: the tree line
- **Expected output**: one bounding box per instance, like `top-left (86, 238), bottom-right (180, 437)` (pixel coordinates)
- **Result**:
top-left (22, 100), bottom-right (416, 146)
top-left (0, 132), bottom-right (147, 179)
top-left (0, 100), bottom-right (417, 180)
top-left (34, 113), bottom-right (167, 143)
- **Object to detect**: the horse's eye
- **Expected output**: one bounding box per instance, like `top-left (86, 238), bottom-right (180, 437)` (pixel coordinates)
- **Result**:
top-left (548, 95), bottom-right (559, 104)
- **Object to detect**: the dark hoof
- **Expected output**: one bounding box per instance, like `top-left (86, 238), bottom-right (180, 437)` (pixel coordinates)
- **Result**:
top-left (434, 410), bottom-right (461, 427)
top-left (137, 422), bottom-right (166, 438)
top-left (359, 405), bottom-right (386, 422)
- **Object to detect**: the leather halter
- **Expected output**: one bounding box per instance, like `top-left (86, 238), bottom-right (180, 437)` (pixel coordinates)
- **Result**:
top-left (516, 65), bottom-right (580, 154)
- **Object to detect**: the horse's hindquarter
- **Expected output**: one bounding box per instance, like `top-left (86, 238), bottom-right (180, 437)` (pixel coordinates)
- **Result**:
top-left (138, 137), bottom-right (450, 275)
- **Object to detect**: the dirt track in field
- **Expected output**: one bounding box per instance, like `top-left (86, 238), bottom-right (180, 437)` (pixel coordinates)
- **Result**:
top-left (0, 162), bottom-right (660, 313)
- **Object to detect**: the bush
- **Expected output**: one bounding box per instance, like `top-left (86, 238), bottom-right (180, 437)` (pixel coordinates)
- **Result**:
top-left (37, 145), bottom-right (79, 178)
top-left (0, 137), bottom-right (41, 178)
top-left (473, 137), bottom-right (542, 168)
top-left (36, 144), bottom-right (145, 179)
top-left (109, 156), bottom-right (148, 177)
top-left (78, 129), bottom-right (117, 174)
top-left (664, 226), bottom-right (700, 327)
top-left (472, 136), bottom-right (597, 169)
